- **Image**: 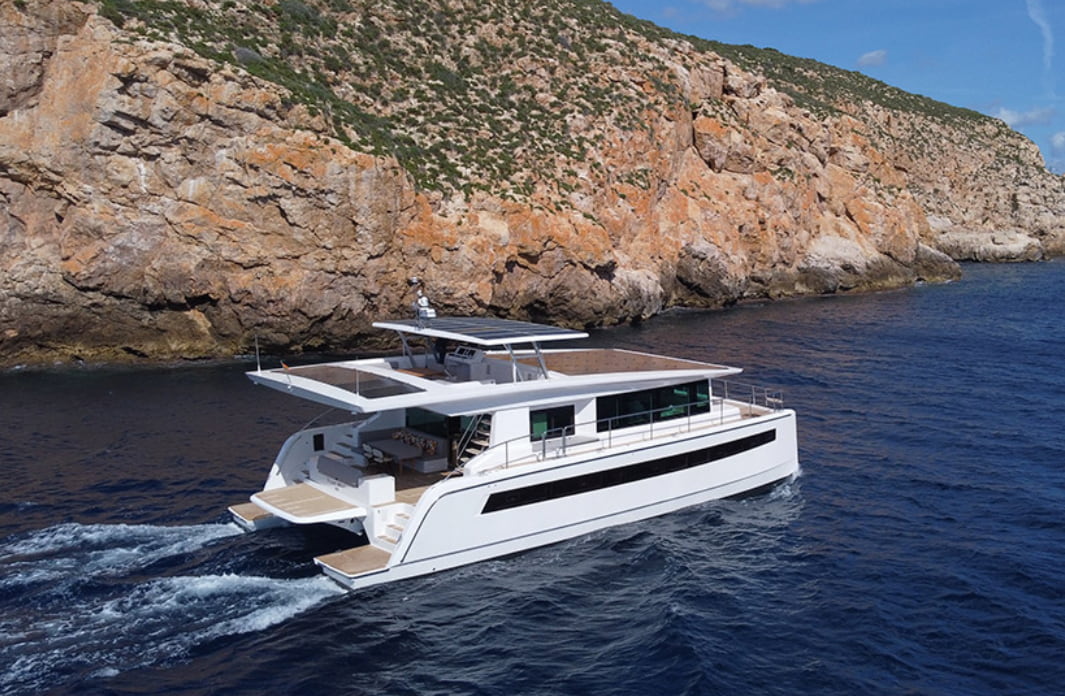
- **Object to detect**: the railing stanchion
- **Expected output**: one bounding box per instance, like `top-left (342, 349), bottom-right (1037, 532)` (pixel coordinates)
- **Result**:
top-left (462, 379), bottom-right (782, 471)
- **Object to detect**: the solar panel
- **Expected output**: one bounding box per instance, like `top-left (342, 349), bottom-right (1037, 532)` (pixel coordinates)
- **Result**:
top-left (372, 317), bottom-right (588, 346)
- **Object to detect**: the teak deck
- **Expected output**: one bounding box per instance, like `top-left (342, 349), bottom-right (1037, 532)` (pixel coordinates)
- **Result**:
top-left (316, 545), bottom-right (391, 576)
top-left (228, 501), bottom-right (273, 522)
top-left (254, 482), bottom-right (356, 517)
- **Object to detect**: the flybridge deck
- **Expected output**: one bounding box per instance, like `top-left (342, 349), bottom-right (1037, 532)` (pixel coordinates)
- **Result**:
top-left (246, 317), bottom-right (740, 415)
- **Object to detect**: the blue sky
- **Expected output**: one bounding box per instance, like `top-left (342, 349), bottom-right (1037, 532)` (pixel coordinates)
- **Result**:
top-left (610, 0), bottom-right (1065, 173)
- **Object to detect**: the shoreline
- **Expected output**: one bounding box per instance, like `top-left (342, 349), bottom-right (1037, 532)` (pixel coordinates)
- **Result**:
top-left (4, 257), bottom-right (1057, 372)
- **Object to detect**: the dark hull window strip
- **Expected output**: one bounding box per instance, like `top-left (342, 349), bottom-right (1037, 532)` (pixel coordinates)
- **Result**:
top-left (482, 429), bottom-right (776, 514)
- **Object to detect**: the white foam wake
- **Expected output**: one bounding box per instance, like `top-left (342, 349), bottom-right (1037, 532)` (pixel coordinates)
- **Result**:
top-left (0, 522), bottom-right (346, 695)
top-left (0, 572), bottom-right (344, 696)
top-left (0, 521), bottom-right (242, 588)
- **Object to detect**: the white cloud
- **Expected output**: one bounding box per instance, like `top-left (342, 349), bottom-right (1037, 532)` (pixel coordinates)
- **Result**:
top-left (993, 106), bottom-right (1054, 127)
top-left (1027, 0), bottom-right (1056, 96)
top-left (857, 50), bottom-right (887, 67)
top-left (1052, 131), bottom-right (1065, 151)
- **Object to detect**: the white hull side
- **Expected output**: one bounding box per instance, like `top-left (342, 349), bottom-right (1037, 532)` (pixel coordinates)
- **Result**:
top-left (321, 411), bottom-right (798, 589)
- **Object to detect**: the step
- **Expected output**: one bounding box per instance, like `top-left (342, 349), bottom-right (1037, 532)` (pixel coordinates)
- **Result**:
top-left (228, 501), bottom-right (286, 531)
top-left (252, 483), bottom-right (366, 524)
top-left (229, 501), bottom-right (272, 523)
top-left (315, 545), bottom-right (390, 578)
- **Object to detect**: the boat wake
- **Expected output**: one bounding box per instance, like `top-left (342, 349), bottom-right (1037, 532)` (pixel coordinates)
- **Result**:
top-left (1, 521), bottom-right (242, 587)
top-left (0, 522), bottom-right (344, 695)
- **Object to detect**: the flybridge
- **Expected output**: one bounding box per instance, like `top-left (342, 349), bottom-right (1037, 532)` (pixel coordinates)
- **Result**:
top-left (245, 316), bottom-right (594, 414)
top-left (246, 284), bottom-right (733, 415)
top-left (386, 278), bottom-right (587, 346)
top-left (374, 316), bottom-right (589, 384)
top-left (375, 278), bottom-right (588, 382)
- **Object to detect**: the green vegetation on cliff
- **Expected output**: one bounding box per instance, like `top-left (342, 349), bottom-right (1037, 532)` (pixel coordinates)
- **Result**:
top-left (93, 0), bottom-right (1016, 193)
top-left (95, 0), bottom-right (688, 195)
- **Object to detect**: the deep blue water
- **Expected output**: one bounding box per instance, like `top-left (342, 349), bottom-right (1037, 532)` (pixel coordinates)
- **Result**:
top-left (2, 261), bottom-right (1064, 695)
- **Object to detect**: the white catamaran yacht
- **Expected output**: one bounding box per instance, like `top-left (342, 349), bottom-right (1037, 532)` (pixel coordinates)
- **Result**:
top-left (230, 292), bottom-right (799, 590)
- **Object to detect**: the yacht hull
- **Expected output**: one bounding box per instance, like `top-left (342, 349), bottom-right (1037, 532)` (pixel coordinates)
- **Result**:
top-left (317, 411), bottom-right (797, 589)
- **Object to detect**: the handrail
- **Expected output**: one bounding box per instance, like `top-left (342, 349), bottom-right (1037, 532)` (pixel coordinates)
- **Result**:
top-left (455, 413), bottom-right (487, 463)
top-left (717, 379), bottom-right (785, 415)
top-left (470, 378), bottom-right (784, 472)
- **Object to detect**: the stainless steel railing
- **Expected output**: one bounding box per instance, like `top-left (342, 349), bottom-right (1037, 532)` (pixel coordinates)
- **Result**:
top-left (469, 378), bottom-right (785, 471)
top-left (715, 379), bottom-right (785, 415)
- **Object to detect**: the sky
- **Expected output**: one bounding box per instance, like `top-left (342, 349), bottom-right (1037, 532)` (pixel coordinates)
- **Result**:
top-left (610, 0), bottom-right (1065, 174)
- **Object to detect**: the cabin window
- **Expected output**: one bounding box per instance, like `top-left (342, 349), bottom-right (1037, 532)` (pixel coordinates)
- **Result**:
top-left (313, 433), bottom-right (325, 451)
top-left (596, 380), bottom-right (710, 432)
top-left (660, 380), bottom-right (711, 420)
top-left (530, 405), bottom-right (575, 441)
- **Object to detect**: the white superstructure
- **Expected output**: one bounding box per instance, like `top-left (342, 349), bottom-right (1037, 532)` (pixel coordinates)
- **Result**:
top-left (230, 314), bottom-right (799, 590)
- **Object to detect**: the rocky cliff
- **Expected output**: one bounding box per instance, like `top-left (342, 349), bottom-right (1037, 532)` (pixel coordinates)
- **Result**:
top-left (2, 0), bottom-right (1063, 366)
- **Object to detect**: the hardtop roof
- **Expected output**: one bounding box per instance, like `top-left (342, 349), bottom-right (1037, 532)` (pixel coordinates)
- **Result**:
top-left (372, 317), bottom-right (588, 346)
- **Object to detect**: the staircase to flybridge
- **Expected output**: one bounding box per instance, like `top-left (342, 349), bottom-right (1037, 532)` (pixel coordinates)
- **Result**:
top-left (457, 414), bottom-right (492, 466)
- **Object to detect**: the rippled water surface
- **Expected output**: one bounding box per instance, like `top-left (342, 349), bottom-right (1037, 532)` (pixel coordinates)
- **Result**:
top-left (3, 262), bottom-right (1064, 695)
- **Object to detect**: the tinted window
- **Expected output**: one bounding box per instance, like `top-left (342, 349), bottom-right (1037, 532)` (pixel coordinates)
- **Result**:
top-left (597, 380), bottom-right (710, 432)
top-left (483, 429), bottom-right (776, 513)
top-left (530, 405), bottom-right (576, 440)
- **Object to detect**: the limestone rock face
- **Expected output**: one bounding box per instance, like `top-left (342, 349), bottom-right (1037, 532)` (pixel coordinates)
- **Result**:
top-left (848, 105), bottom-right (1065, 263)
top-left (933, 229), bottom-right (1044, 262)
top-left (2, 2), bottom-right (419, 361)
top-left (0, 1), bottom-right (1062, 366)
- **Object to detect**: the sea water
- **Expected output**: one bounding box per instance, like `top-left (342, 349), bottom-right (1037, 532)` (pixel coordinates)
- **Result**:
top-left (1, 261), bottom-right (1064, 695)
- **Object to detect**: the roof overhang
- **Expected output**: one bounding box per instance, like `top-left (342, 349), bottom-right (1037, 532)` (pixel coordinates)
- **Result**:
top-left (371, 317), bottom-right (588, 346)
top-left (245, 358), bottom-right (740, 416)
